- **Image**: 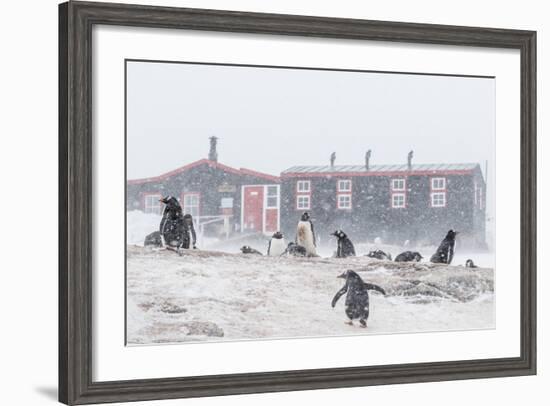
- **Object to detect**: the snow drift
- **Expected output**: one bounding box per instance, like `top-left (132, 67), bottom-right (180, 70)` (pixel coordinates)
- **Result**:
top-left (126, 246), bottom-right (495, 345)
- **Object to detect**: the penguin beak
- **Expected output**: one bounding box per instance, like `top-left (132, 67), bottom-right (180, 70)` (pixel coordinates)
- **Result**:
top-left (337, 272), bottom-right (346, 279)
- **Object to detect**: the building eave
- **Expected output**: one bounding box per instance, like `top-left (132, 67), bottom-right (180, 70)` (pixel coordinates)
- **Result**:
top-left (127, 159), bottom-right (280, 185)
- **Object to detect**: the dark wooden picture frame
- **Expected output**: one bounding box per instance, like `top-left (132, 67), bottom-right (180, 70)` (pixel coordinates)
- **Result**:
top-left (59, 1), bottom-right (536, 404)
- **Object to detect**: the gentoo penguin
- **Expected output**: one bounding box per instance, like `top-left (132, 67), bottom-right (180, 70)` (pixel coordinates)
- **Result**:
top-left (159, 196), bottom-right (185, 248)
top-left (181, 213), bottom-right (197, 249)
top-left (296, 212), bottom-right (317, 257)
top-left (331, 229), bottom-right (356, 258)
top-left (430, 230), bottom-right (458, 264)
top-left (394, 251), bottom-right (423, 262)
top-left (331, 270), bottom-right (386, 327)
top-left (365, 250), bottom-right (392, 261)
top-left (240, 245), bottom-right (263, 255)
top-left (144, 230), bottom-right (163, 248)
top-left (267, 231), bottom-right (286, 256)
top-left (283, 242), bottom-right (307, 257)
top-left (465, 259), bottom-right (478, 268)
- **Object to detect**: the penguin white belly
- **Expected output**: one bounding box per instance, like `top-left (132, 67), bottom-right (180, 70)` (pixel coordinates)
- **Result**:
top-left (268, 238), bottom-right (286, 256)
top-left (297, 221), bottom-right (317, 256)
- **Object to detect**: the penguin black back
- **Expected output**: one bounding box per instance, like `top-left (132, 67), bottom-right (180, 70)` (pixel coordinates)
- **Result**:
top-left (331, 229), bottom-right (356, 258)
top-left (465, 259), bottom-right (478, 268)
top-left (395, 251), bottom-right (423, 262)
top-left (365, 250), bottom-right (392, 261)
top-left (283, 242), bottom-right (307, 257)
top-left (331, 270), bottom-right (386, 327)
top-left (430, 229), bottom-right (458, 264)
top-left (240, 245), bottom-right (263, 255)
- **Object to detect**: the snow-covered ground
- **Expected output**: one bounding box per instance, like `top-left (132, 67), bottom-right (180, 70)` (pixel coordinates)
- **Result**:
top-left (126, 246), bottom-right (495, 345)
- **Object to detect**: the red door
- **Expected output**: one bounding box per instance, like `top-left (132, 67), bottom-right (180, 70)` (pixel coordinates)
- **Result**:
top-left (242, 186), bottom-right (264, 232)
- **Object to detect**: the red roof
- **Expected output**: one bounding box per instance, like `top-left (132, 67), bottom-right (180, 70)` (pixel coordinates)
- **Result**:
top-left (127, 159), bottom-right (280, 185)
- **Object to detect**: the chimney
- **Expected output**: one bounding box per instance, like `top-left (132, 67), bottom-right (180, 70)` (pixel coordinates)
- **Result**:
top-left (407, 150), bottom-right (414, 170)
top-left (365, 149), bottom-right (372, 171)
top-left (330, 152), bottom-right (336, 168)
top-left (208, 136), bottom-right (218, 162)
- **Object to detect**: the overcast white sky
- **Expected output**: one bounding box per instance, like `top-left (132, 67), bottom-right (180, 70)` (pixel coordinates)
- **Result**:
top-left (127, 60), bottom-right (495, 183)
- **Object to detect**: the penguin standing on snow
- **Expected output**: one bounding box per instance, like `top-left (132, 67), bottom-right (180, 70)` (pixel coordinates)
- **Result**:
top-left (296, 212), bottom-right (317, 257)
top-left (180, 214), bottom-right (197, 249)
top-left (331, 230), bottom-right (356, 258)
top-left (159, 196), bottom-right (185, 248)
top-left (331, 270), bottom-right (386, 327)
top-left (267, 231), bottom-right (286, 256)
top-left (430, 230), bottom-right (458, 264)
top-left (465, 259), bottom-right (478, 268)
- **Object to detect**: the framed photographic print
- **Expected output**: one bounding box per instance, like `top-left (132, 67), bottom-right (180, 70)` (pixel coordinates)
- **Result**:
top-left (59, 1), bottom-right (536, 404)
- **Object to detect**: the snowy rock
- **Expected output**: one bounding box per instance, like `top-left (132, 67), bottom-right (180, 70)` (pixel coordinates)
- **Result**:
top-left (159, 302), bottom-right (187, 314)
top-left (183, 321), bottom-right (224, 337)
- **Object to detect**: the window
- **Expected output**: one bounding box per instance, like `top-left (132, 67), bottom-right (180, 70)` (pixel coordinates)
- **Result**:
top-left (431, 177), bottom-right (446, 190)
top-left (297, 180), bottom-right (311, 193)
top-left (182, 193), bottom-right (200, 217)
top-left (337, 194), bottom-right (352, 209)
top-left (266, 185), bottom-right (279, 208)
top-left (337, 179), bottom-right (352, 192)
top-left (296, 195), bottom-right (310, 210)
top-left (143, 194), bottom-right (162, 214)
top-left (431, 192), bottom-right (446, 207)
top-left (296, 180), bottom-right (311, 210)
top-left (391, 193), bottom-right (406, 208)
top-left (220, 197), bottom-right (234, 208)
top-left (430, 177), bottom-right (447, 207)
top-left (390, 178), bottom-right (406, 208)
top-left (335, 179), bottom-right (352, 210)
top-left (391, 178), bottom-right (405, 191)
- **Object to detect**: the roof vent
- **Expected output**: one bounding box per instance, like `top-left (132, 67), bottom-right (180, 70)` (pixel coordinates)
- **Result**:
top-left (330, 152), bottom-right (336, 168)
top-left (407, 150), bottom-right (414, 170)
top-left (208, 136), bottom-right (218, 162)
top-left (365, 149), bottom-right (372, 171)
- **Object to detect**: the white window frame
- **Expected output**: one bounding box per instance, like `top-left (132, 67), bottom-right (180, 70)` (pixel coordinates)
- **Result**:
top-left (143, 193), bottom-right (163, 215)
top-left (391, 192), bottom-right (406, 208)
top-left (337, 194), bottom-right (352, 210)
top-left (337, 179), bottom-right (352, 192)
top-left (182, 193), bottom-right (200, 217)
top-left (431, 192), bottom-right (446, 207)
top-left (266, 185), bottom-right (279, 208)
top-left (391, 178), bottom-right (406, 191)
top-left (431, 177), bottom-right (446, 190)
top-left (296, 194), bottom-right (311, 210)
top-left (297, 180), bottom-right (311, 193)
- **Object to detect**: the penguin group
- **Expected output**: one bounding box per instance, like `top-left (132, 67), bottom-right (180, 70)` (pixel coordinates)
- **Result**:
top-left (241, 211), bottom-right (319, 258)
top-left (144, 196), bottom-right (197, 251)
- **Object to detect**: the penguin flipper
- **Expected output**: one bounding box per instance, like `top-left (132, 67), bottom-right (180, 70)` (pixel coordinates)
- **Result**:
top-left (364, 283), bottom-right (386, 296)
top-left (331, 286), bottom-right (347, 307)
